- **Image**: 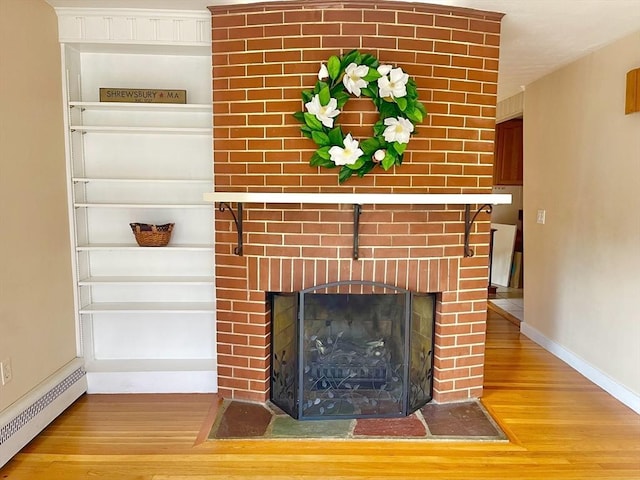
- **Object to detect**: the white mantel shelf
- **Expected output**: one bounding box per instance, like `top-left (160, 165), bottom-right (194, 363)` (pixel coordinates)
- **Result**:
top-left (203, 192), bottom-right (511, 205)
top-left (203, 192), bottom-right (512, 259)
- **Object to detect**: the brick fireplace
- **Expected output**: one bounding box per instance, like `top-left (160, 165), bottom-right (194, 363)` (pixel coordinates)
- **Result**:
top-left (209, 1), bottom-right (503, 404)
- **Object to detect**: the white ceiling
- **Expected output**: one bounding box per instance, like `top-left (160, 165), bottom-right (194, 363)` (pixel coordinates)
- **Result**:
top-left (46, 0), bottom-right (640, 100)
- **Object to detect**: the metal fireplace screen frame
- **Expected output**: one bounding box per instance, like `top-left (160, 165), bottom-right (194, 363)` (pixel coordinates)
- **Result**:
top-left (270, 281), bottom-right (435, 421)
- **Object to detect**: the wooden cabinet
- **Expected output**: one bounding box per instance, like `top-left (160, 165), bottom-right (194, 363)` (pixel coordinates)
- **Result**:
top-left (493, 118), bottom-right (523, 185)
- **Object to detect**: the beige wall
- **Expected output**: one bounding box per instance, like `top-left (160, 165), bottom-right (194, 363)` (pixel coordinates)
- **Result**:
top-left (524, 30), bottom-right (640, 399)
top-left (0, 0), bottom-right (77, 410)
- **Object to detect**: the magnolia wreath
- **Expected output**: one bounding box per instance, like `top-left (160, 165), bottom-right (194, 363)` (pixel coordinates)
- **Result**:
top-left (294, 50), bottom-right (427, 184)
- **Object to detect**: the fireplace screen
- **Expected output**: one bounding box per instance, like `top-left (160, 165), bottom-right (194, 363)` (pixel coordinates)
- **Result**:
top-left (271, 281), bottom-right (434, 420)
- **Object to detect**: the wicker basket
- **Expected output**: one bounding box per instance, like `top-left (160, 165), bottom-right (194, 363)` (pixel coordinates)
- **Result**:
top-left (130, 223), bottom-right (174, 247)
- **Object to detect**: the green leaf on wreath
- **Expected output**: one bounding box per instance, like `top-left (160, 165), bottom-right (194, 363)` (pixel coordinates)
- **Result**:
top-left (314, 81), bottom-right (329, 95)
top-left (303, 112), bottom-right (323, 131)
top-left (346, 157), bottom-right (366, 170)
top-left (405, 106), bottom-right (423, 124)
top-left (381, 153), bottom-right (396, 171)
top-left (300, 126), bottom-right (313, 139)
top-left (396, 97), bottom-right (408, 112)
top-left (363, 68), bottom-right (382, 82)
top-left (360, 54), bottom-right (379, 67)
top-left (317, 146), bottom-right (332, 160)
top-left (367, 82), bottom-right (379, 98)
top-left (392, 142), bottom-right (407, 155)
top-left (301, 90), bottom-right (313, 103)
top-left (379, 101), bottom-right (399, 119)
top-left (360, 137), bottom-right (381, 154)
top-left (310, 153), bottom-right (335, 168)
top-left (292, 111), bottom-right (305, 123)
top-left (327, 55), bottom-right (341, 81)
top-left (312, 130), bottom-right (330, 146)
top-left (361, 87), bottom-right (375, 98)
top-left (358, 161), bottom-right (376, 177)
top-left (338, 166), bottom-right (354, 183)
top-left (328, 127), bottom-right (344, 145)
top-left (341, 50), bottom-right (359, 69)
top-left (318, 84), bottom-right (331, 105)
top-left (332, 89), bottom-right (350, 108)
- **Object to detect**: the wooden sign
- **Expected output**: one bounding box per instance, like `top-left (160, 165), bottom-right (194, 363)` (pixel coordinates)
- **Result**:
top-left (99, 88), bottom-right (186, 104)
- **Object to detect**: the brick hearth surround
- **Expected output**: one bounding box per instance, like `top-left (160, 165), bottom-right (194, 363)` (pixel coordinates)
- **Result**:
top-left (209, 1), bottom-right (503, 403)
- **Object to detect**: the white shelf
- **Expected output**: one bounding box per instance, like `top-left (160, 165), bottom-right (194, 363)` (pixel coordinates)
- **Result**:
top-left (84, 358), bottom-right (216, 373)
top-left (72, 177), bottom-right (211, 184)
top-left (79, 302), bottom-right (216, 313)
top-left (69, 101), bottom-right (212, 113)
top-left (207, 192), bottom-right (510, 259)
top-left (74, 202), bottom-right (210, 208)
top-left (204, 191), bottom-right (512, 205)
top-left (70, 125), bottom-right (211, 134)
top-left (78, 276), bottom-right (214, 286)
top-left (76, 243), bottom-right (212, 251)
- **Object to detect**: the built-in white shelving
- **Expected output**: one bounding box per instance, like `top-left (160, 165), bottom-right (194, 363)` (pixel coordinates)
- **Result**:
top-left (53, 6), bottom-right (216, 394)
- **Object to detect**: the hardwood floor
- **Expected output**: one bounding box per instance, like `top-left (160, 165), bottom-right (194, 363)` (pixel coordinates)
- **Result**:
top-left (2, 311), bottom-right (639, 479)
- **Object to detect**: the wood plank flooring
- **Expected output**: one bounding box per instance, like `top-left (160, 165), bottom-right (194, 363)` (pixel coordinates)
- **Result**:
top-left (1, 311), bottom-right (639, 479)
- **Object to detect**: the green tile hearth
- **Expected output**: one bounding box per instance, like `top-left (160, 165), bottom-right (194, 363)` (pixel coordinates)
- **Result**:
top-left (270, 416), bottom-right (352, 438)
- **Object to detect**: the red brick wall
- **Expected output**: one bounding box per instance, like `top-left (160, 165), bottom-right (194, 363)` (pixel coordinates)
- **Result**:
top-left (209, 1), bottom-right (502, 403)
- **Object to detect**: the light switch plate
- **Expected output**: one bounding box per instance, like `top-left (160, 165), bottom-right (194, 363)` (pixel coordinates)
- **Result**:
top-left (1, 358), bottom-right (12, 385)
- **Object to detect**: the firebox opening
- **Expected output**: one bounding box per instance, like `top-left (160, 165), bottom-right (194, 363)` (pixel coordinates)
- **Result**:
top-left (270, 281), bottom-right (435, 421)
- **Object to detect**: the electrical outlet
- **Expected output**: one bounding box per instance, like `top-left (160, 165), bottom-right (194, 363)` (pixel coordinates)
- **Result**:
top-left (1, 358), bottom-right (13, 385)
top-left (536, 209), bottom-right (546, 224)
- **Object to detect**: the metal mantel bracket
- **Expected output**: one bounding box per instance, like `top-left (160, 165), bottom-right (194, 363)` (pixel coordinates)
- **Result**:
top-left (218, 202), bottom-right (490, 259)
top-left (353, 204), bottom-right (362, 260)
top-left (218, 202), bottom-right (243, 255)
top-left (464, 203), bottom-right (493, 257)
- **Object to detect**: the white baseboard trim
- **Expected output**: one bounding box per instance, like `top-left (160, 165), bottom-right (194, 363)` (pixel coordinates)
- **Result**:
top-left (87, 370), bottom-right (217, 394)
top-left (0, 358), bottom-right (87, 467)
top-left (520, 322), bottom-right (640, 414)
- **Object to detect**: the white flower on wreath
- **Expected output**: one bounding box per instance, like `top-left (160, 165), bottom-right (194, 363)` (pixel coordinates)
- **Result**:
top-left (305, 94), bottom-right (340, 128)
top-left (318, 63), bottom-right (329, 81)
top-left (329, 134), bottom-right (363, 166)
top-left (377, 64), bottom-right (393, 76)
top-left (383, 117), bottom-right (414, 144)
top-left (343, 63), bottom-right (369, 97)
top-left (378, 66), bottom-right (409, 99)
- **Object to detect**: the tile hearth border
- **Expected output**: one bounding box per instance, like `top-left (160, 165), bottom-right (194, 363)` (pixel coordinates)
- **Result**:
top-left (206, 399), bottom-right (508, 442)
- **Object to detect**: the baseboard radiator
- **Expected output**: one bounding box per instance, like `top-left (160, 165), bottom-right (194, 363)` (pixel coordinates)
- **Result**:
top-left (0, 358), bottom-right (87, 467)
